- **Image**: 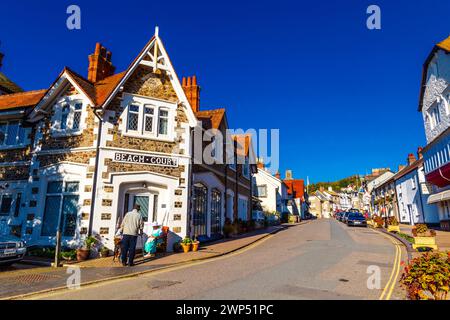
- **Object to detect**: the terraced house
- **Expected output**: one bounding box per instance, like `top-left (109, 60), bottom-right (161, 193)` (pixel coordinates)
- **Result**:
top-left (0, 29), bottom-right (254, 250)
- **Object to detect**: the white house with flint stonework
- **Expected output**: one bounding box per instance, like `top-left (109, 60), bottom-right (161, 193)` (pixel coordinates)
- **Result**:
top-left (419, 36), bottom-right (450, 230)
top-left (0, 28), bottom-right (253, 251)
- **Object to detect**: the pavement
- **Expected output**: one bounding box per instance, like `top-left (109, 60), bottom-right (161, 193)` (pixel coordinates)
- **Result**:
top-left (0, 223), bottom-right (293, 300)
top-left (399, 224), bottom-right (450, 252)
top-left (21, 219), bottom-right (406, 300)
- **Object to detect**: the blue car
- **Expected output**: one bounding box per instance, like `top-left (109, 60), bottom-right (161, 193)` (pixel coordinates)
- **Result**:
top-left (346, 212), bottom-right (367, 227)
top-left (0, 236), bottom-right (27, 266)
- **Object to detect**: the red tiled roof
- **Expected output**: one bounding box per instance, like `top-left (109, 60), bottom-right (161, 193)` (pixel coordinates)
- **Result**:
top-left (0, 89), bottom-right (46, 111)
top-left (65, 67), bottom-right (126, 107)
top-left (195, 108), bottom-right (225, 129)
top-left (94, 71), bottom-right (126, 106)
top-left (284, 179), bottom-right (305, 199)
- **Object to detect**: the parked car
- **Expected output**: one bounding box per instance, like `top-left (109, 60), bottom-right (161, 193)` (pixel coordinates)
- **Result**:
top-left (335, 212), bottom-right (343, 221)
top-left (346, 212), bottom-right (367, 227)
top-left (0, 236), bottom-right (27, 266)
top-left (341, 212), bottom-right (350, 223)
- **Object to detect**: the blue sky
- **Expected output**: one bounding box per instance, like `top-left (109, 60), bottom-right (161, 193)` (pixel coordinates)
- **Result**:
top-left (1, 0), bottom-right (449, 183)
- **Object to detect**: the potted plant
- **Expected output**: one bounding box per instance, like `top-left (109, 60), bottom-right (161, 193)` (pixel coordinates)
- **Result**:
top-left (412, 224), bottom-right (438, 251)
top-left (180, 237), bottom-right (192, 253)
top-left (401, 251), bottom-right (450, 300)
top-left (192, 235), bottom-right (200, 252)
top-left (372, 215), bottom-right (384, 228)
top-left (99, 246), bottom-right (110, 258)
top-left (61, 249), bottom-right (77, 261)
top-left (387, 216), bottom-right (400, 233)
top-left (76, 236), bottom-right (96, 261)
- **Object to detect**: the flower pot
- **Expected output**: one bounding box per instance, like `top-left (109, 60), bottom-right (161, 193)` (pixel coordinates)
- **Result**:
top-left (181, 243), bottom-right (191, 253)
top-left (76, 248), bottom-right (90, 261)
top-left (192, 241), bottom-right (200, 252)
top-left (387, 225), bottom-right (400, 233)
top-left (413, 236), bottom-right (438, 251)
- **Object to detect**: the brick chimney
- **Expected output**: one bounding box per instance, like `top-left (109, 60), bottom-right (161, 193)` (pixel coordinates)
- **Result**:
top-left (88, 43), bottom-right (115, 83)
top-left (275, 171), bottom-right (281, 179)
top-left (407, 153), bottom-right (417, 165)
top-left (182, 76), bottom-right (200, 112)
top-left (417, 147), bottom-right (423, 159)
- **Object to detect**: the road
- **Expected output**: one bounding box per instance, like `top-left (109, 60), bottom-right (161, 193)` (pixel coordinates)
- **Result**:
top-left (31, 219), bottom-right (406, 300)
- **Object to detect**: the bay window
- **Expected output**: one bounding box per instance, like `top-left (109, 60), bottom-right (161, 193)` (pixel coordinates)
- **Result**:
top-left (124, 96), bottom-right (174, 140)
top-left (41, 181), bottom-right (79, 237)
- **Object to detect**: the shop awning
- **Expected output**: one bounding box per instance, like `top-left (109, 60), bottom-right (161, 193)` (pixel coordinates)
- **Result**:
top-left (427, 190), bottom-right (450, 204)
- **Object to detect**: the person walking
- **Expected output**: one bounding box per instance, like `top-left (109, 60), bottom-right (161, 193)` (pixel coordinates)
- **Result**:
top-left (119, 204), bottom-right (144, 266)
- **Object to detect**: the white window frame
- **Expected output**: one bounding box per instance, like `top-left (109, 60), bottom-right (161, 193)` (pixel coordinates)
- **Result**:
top-left (0, 121), bottom-right (29, 149)
top-left (121, 94), bottom-right (175, 142)
top-left (429, 104), bottom-right (441, 129)
top-left (51, 94), bottom-right (87, 136)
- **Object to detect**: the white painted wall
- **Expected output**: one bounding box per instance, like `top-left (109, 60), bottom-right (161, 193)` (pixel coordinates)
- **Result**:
top-left (422, 50), bottom-right (450, 144)
top-left (253, 168), bottom-right (286, 213)
top-left (395, 165), bottom-right (439, 225)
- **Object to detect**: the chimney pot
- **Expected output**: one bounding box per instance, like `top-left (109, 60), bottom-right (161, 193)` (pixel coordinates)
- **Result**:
top-left (0, 52), bottom-right (3, 70)
top-left (182, 75), bottom-right (200, 113)
top-left (417, 147), bottom-right (423, 159)
top-left (95, 43), bottom-right (101, 55)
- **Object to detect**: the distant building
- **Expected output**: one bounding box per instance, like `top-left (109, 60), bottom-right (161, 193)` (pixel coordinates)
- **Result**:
top-left (283, 170), bottom-right (306, 218)
top-left (252, 159), bottom-right (288, 214)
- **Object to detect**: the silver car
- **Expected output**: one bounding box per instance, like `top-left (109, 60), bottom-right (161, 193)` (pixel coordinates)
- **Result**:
top-left (0, 236), bottom-right (27, 266)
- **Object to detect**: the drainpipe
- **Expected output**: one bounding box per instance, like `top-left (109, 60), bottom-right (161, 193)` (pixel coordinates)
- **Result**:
top-left (88, 107), bottom-right (103, 236)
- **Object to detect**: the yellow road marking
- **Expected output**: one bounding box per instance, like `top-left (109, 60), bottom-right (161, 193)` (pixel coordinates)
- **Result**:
top-left (373, 230), bottom-right (402, 300)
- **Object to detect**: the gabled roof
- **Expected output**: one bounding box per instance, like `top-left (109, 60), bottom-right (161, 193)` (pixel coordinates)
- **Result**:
top-left (195, 108), bottom-right (225, 129)
top-left (418, 35), bottom-right (450, 111)
top-left (94, 29), bottom-right (198, 127)
top-left (0, 89), bottom-right (46, 111)
top-left (0, 71), bottom-right (23, 94)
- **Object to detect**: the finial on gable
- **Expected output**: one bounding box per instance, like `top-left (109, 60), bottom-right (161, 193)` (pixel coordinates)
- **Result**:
top-left (155, 26), bottom-right (159, 37)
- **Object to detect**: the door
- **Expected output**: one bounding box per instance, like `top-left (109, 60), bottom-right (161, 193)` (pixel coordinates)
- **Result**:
top-left (193, 185), bottom-right (207, 238)
top-left (133, 195), bottom-right (149, 222)
top-left (407, 204), bottom-right (414, 225)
